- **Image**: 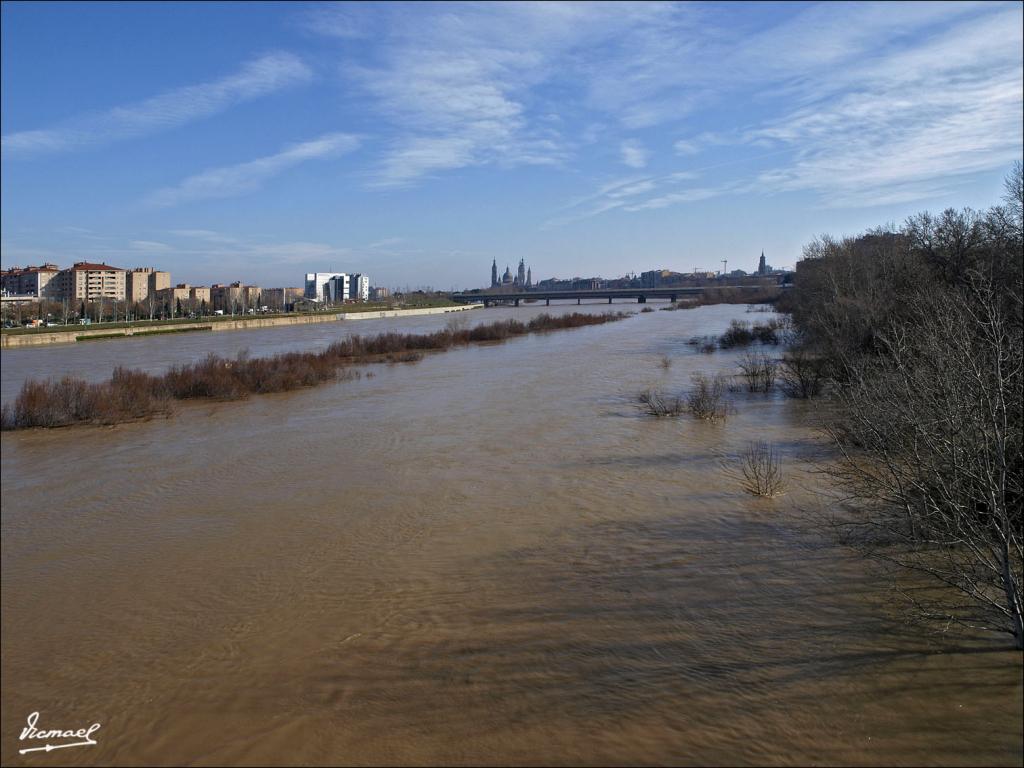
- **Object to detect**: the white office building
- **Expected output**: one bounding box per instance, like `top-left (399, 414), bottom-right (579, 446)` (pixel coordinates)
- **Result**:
top-left (304, 271), bottom-right (370, 302)
top-left (350, 274), bottom-right (370, 301)
top-left (304, 272), bottom-right (349, 303)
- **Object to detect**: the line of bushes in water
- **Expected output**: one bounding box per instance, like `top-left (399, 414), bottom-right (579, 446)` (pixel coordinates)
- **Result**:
top-left (685, 317), bottom-right (786, 353)
top-left (1, 312), bottom-right (627, 431)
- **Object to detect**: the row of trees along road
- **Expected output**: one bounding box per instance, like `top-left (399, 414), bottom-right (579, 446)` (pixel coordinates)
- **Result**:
top-left (779, 162), bottom-right (1023, 649)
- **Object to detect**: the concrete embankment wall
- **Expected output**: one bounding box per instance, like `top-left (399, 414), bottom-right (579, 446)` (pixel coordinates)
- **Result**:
top-left (0, 304), bottom-right (483, 348)
top-left (336, 305), bottom-right (481, 321)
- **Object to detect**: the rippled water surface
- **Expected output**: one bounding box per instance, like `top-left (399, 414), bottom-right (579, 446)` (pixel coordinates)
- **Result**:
top-left (2, 303), bottom-right (1021, 766)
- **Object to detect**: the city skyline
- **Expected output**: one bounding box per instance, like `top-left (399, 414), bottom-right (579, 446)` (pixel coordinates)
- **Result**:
top-left (2, 2), bottom-right (1021, 289)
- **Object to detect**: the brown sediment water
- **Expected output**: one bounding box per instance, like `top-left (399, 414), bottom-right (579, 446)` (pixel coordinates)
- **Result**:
top-left (2, 303), bottom-right (1021, 766)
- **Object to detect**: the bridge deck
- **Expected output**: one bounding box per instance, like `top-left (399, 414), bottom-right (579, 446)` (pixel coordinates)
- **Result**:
top-left (451, 285), bottom-right (772, 306)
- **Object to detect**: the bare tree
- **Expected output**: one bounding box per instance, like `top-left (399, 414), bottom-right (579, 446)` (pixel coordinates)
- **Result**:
top-left (737, 352), bottom-right (778, 392)
top-left (686, 372), bottom-right (729, 421)
top-left (739, 441), bottom-right (786, 497)
top-left (445, 313), bottom-right (470, 333)
top-left (779, 348), bottom-right (826, 398)
top-left (826, 271), bottom-right (1023, 648)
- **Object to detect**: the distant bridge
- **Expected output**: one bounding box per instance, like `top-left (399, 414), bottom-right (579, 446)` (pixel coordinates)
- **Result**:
top-left (451, 285), bottom-right (773, 307)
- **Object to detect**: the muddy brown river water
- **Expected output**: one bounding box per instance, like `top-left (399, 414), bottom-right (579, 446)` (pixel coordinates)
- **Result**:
top-left (2, 303), bottom-right (1021, 766)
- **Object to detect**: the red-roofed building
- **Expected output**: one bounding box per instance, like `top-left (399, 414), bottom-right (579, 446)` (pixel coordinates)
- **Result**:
top-left (55, 262), bottom-right (127, 302)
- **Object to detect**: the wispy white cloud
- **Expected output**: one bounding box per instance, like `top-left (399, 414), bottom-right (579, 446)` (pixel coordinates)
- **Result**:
top-left (168, 229), bottom-right (240, 244)
top-left (620, 140), bottom-right (650, 169)
top-left (2, 52), bottom-right (312, 157)
top-left (749, 5), bottom-right (1024, 207)
top-left (146, 132), bottom-right (360, 207)
top-left (549, 2), bottom-right (1021, 217)
top-left (319, 2), bottom-right (681, 187)
top-left (622, 185), bottom-right (730, 212)
top-left (545, 169), bottom-right (723, 226)
top-left (673, 133), bottom-right (728, 156)
top-left (673, 140), bottom-right (699, 156)
top-left (129, 240), bottom-right (172, 252)
top-left (297, 5), bottom-right (373, 39)
top-left (608, 179), bottom-right (657, 198)
top-left (366, 237), bottom-right (406, 249)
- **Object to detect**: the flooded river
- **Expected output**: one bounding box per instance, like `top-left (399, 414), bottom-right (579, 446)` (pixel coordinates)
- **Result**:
top-left (2, 303), bottom-right (1021, 765)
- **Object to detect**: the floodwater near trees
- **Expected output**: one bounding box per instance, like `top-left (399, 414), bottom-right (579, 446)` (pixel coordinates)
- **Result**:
top-left (2, 303), bottom-right (1021, 765)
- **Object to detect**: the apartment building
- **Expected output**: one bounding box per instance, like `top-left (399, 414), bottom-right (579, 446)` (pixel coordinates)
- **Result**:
top-left (243, 285), bottom-right (262, 308)
top-left (56, 262), bottom-right (127, 302)
top-left (0, 264), bottom-right (61, 298)
top-left (211, 282), bottom-right (260, 312)
top-left (262, 287), bottom-right (303, 311)
top-left (189, 286), bottom-right (211, 305)
top-left (156, 284), bottom-right (192, 306)
top-left (126, 267), bottom-right (171, 303)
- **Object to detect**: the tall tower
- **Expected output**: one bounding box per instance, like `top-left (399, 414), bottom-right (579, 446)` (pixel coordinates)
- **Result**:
top-left (758, 250), bottom-right (767, 275)
top-left (491, 259), bottom-right (498, 288)
top-left (526, 267), bottom-right (532, 289)
top-left (517, 259), bottom-right (526, 288)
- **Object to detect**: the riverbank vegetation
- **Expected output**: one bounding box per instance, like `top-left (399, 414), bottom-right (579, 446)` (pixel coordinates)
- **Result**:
top-left (1, 312), bottom-right (627, 431)
top-left (692, 285), bottom-right (783, 305)
top-left (780, 163), bottom-right (1023, 648)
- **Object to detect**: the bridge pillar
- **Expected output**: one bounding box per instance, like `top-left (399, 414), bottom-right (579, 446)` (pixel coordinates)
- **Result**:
top-left (515, 298), bottom-right (520, 307)
top-left (545, 299), bottom-right (550, 306)
top-left (608, 297), bottom-right (613, 304)
top-left (577, 298), bottom-right (581, 305)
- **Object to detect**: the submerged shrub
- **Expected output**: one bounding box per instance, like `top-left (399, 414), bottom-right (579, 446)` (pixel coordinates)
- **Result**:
top-left (637, 389), bottom-right (685, 417)
top-left (739, 440), bottom-right (786, 497)
top-left (737, 352), bottom-right (778, 392)
top-left (686, 335), bottom-right (718, 354)
top-left (686, 372), bottom-right (730, 421)
top-left (719, 320), bottom-right (755, 348)
top-left (719, 318), bottom-right (782, 348)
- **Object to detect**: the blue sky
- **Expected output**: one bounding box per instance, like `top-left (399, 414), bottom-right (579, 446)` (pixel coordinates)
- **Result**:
top-left (2, 1), bottom-right (1021, 290)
